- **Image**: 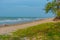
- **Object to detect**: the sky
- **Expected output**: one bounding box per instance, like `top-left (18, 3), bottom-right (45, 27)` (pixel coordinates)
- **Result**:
top-left (0, 0), bottom-right (54, 17)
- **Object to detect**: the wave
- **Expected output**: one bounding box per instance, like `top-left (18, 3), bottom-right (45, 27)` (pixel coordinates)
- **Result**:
top-left (0, 18), bottom-right (40, 23)
top-left (0, 19), bottom-right (23, 23)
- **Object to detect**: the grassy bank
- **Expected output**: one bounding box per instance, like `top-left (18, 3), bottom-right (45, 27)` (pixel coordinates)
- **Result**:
top-left (0, 22), bottom-right (60, 40)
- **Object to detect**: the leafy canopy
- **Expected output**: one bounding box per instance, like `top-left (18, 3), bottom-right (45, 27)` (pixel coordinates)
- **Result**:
top-left (45, 0), bottom-right (60, 17)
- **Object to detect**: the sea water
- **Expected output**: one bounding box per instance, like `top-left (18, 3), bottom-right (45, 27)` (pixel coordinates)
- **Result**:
top-left (0, 17), bottom-right (45, 24)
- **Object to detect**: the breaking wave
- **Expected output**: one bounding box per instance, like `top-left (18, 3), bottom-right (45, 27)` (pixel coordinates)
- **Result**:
top-left (0, 18), bottom-right (40, 24)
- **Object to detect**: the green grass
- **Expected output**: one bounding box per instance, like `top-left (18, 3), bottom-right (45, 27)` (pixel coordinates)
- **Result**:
top-left (0, 22), bottom-right (60, 40)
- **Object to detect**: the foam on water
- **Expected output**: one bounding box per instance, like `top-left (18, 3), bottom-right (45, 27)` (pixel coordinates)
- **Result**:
top-left (0, 17), bottom-right (41, 24)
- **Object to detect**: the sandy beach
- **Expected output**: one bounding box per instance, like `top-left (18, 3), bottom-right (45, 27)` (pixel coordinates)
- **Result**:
top-left (0, 18), bottom-right (54, 34)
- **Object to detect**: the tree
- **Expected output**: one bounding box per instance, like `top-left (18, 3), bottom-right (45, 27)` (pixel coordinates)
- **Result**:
top-left (45, 0), bottom-right (60, 21)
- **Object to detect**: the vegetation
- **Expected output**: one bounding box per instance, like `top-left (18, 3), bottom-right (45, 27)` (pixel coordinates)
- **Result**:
top-left (0, 22), bottom-right (60, 40)
top-left (45, 0), bottom-right (60, 21)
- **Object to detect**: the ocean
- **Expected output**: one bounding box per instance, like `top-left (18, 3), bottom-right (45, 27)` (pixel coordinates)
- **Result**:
top-left (0, 17), bottom-right (44, 24)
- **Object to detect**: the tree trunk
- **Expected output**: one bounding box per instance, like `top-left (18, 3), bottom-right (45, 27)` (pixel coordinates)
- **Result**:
top-left (53, 16), bottom-right (60, 21)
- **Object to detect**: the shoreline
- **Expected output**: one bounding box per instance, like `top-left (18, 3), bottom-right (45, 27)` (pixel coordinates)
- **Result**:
top-left (0, 18), bottom-right (54, 28)
top-left (0, 18), bottom-right (54, 34)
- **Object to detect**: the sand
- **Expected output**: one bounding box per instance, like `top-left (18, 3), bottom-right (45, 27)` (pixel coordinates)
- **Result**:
top-left (0, 18), bottom-right (54, 34)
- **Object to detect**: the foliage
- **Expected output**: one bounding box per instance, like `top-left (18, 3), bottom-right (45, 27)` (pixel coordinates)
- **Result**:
top-left (45, 0), bottom-right (60, 17)
top-left (0, 22), bottom-right (60, 40)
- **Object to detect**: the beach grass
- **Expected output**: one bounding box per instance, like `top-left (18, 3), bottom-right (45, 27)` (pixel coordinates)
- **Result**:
top-left (0, 22), bottom-right (60, 40)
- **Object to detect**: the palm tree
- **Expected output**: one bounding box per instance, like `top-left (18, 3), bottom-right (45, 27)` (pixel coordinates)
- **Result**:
top-left (45, 0), bottom-right (60, 21)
